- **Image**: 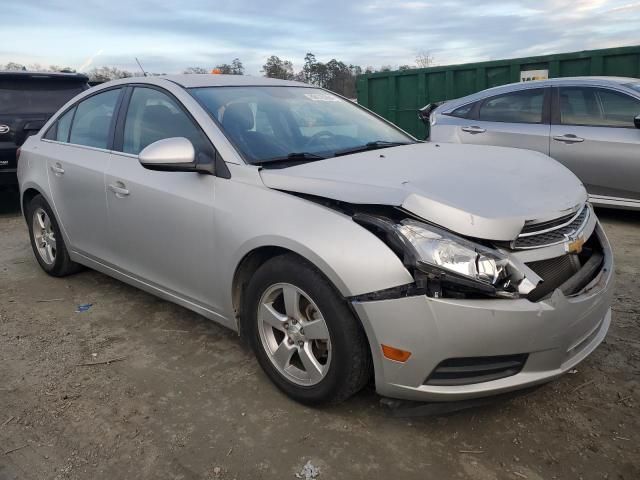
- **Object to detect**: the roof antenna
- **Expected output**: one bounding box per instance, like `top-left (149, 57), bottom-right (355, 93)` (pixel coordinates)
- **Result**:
top-left (135, 57), bottom-right (148, 77)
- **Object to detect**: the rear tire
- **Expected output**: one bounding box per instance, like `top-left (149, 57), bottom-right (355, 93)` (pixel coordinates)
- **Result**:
top-left (26, 194), bottom-right (81, 277)
top-left (244, 253), bottom-right (372, 405)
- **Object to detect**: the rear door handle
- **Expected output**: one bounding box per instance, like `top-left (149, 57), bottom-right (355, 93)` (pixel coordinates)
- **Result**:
top-left (108, 182), bottom-right (130, 197)
top-left (461, 126), bottom-right (486, 134)
top-left (553, 134), bottom-right (584, 143)
top-left (50, 163), bottom-right (65, 175)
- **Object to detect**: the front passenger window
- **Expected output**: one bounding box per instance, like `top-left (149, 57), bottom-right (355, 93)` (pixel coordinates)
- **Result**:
top-left (69, 89), bottom-right (120, 149)
top-left (122, 87), bottom-right (213, 161)
top-left (558, 87), bottom-right (600, 126)
top-left (559, 87), bottom-right (640, 128)
top-left (597, 89), bottom-right (640, 127)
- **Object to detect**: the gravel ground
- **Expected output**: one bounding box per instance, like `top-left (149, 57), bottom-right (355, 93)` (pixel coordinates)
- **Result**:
top-left (1, 189), bottom-right (639, 480)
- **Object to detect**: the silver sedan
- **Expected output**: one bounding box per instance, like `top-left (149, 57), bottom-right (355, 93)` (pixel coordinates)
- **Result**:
top-left (429, 76), bottom-right (640, 210)
top-left (18, 75), bottom-right (614, 404)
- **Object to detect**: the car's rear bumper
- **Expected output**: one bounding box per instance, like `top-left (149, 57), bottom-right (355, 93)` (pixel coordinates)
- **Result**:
top-left (353, 224), bottom-right (614, 402)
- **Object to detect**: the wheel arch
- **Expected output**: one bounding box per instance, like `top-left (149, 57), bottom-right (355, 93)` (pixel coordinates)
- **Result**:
top-left (231, 245), bottom-right (344, 336)
top-left (232, 246), bottom-right (287, 332)
top-left (21, 187), bottom-right (43, 220)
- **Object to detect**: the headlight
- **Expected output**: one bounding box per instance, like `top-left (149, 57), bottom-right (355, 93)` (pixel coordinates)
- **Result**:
top-left (353, 214), bottom-right (535, 299)
top-left (396, 221), bottom-right (510, 290)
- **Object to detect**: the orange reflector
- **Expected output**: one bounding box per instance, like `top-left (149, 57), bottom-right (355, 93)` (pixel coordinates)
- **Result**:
top-left (381, 344), bottom-right (411, 363)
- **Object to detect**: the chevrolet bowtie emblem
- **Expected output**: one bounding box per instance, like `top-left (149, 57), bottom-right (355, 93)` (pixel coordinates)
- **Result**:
top-left (566, 235), bottom-right (586, 254)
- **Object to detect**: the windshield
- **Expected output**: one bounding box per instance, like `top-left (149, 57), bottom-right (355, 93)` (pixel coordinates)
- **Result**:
top-left (190, 86), bottom-right (414, 164)
top-left (0, 80), bottom-right (85, 115)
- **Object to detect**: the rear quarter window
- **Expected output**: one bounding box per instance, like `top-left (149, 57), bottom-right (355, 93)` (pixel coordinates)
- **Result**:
top-left (44, 107), bottom-right (76, 142)
top-left (448, 103), bottom-right (474, 119)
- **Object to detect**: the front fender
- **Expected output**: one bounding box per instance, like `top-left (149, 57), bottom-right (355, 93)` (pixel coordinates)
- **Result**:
top-left (214, 177), bottom-right (414, 319)
top-left (233, 230), bottom-right (412, 299)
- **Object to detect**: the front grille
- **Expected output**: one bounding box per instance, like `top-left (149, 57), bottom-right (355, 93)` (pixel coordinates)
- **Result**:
top-left (520, 210), bottom-right (577, 234)
top-left (513, 205), bottom-right (589, 249)
top-left (425, 354), bottom-right (528, 386)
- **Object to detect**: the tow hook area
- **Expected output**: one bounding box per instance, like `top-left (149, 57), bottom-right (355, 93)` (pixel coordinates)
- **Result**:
top-left (379, 387), bottom-right (539, 417)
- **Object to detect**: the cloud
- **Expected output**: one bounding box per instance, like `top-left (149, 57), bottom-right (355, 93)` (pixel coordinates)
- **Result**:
top-left (0, 0), bottom-right (638, 75)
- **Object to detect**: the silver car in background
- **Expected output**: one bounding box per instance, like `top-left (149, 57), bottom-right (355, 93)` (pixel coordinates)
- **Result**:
top-left (18, 75), bottom-right (614, 405)
top-left (430, 77), bottom-right (640, 210)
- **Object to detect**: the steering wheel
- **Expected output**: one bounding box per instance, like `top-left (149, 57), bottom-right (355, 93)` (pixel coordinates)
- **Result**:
top-left (305, 130), bottom-right (337, 148)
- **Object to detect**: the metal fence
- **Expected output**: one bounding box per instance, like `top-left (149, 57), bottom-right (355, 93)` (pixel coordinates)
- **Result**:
top-left (356, 45), bottom-right (640, 137)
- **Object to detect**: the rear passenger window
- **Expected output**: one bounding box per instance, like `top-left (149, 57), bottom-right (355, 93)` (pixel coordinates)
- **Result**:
top-left (479, 89), bottom-right (544, 124)
top-left (122, 87), bottom-right (213, 161)
top-left (69, 89), bottom-right (120, 149)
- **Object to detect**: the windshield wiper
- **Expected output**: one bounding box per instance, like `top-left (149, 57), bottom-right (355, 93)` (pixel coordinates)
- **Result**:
top-left (254, 152), bottom-right (327, 168)
top-left (333, 141), bottom-right (412, 157)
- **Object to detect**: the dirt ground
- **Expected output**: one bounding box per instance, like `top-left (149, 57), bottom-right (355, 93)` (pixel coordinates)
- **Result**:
top-left (1, 188), bottom-right (638, 480)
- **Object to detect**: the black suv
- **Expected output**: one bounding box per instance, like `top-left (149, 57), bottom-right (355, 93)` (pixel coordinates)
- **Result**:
top-left (0, 71), bottom-right (89, 187)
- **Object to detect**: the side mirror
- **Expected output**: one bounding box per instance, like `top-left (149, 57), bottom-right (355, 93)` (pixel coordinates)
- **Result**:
top-left (635, 115), bottom-right (640, 129)
top-left (139, 137), bottom-right (198, 172)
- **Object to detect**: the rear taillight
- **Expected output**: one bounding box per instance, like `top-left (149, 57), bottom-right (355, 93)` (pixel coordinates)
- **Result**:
top-left (16, 147), bottom-right (21, 161)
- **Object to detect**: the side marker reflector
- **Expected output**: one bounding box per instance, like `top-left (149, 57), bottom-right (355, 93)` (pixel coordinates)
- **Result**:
top-left (381, 344), bottom-right (412, 363)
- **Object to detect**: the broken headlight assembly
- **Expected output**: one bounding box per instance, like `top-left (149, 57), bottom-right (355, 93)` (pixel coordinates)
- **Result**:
top-left (354, 215), bottom-right (536, 299)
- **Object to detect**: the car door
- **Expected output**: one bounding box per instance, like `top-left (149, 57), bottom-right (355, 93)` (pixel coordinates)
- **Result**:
top-left (454, 87), bottom-right (550, 155)
top-left (105, 85), bottom-right (220, 308)
top-left (550, 86), bottom-right (640, 202)
top-left (44, 87), bottom-right (122, 260)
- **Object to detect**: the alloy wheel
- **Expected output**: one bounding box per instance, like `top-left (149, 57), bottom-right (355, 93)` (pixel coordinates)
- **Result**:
top-left (257, 283), bottom-right (332, 386)
top-left (32, 207), bottom-right (57, 265)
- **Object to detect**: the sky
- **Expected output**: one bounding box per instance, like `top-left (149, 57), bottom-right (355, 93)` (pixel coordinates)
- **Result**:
top-left (2, 0), bottom-right (640, 75)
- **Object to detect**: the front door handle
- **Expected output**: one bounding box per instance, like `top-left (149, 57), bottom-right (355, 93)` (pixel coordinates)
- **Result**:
top-left (50, 163), bottom-right (65, 175)
top-left (108, 182), bottom-right (130, 198)
top-left (461, 126), bottom-right (486, 134)
top-left (553, 134), bottom-right (584, 143)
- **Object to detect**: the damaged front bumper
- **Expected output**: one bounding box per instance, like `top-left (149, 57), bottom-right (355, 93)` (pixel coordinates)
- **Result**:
top-left (352, 223), bottom-right (615, 402)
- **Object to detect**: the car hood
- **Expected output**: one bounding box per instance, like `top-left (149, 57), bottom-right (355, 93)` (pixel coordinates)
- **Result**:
top-left (259, 142), bottom-right (587, 241)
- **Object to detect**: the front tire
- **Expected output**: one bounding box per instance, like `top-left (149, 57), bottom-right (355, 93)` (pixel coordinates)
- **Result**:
top-left (244, 254), bottom-right (372, 405)
top-left (26, 194), bottom-right (81, 277)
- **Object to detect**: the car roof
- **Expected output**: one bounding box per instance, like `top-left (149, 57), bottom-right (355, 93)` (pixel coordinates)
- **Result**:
top-left (0, 71), bottom-right (89, 82)
top-left (439, 76), bottom-right (640, 111)
top-left (117, 74), bottom-right (309, 89)
top-left (524, 76), bottom-right (638, 86)
top-left (477, 76), bottom-right (638, 93)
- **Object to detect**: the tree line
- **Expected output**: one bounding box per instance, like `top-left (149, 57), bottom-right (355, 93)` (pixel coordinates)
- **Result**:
top-left (259, 52), bottom-right (433, 98)
top-left (1, 51), bottom-right (433, 98)
top-left (260, 54), bottom-right (362, 98)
